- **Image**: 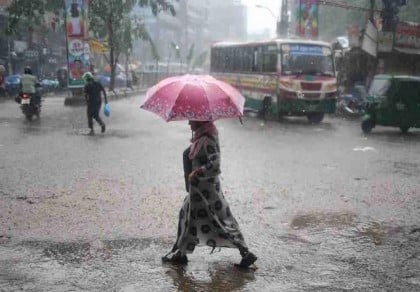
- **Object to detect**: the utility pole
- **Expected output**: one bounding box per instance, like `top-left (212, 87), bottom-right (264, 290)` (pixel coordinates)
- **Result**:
top-left (279, 0), bottom-right (289, 38)
top-left (369, 0), bottom-right (375, 23)
top-left (7, 17), bottom-right (13, 75)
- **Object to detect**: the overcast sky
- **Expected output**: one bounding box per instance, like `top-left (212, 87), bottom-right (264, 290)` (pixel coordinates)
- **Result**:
top-left (243, 0), bottom-right (281, 37)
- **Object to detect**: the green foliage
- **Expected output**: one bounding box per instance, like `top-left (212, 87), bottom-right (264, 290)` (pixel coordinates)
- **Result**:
top-left (89, 0), bottom-right (174, 89)
top-left (6, 0), bottom-right (62, 34)
top-left (6, 0), bottom-right (175, 89)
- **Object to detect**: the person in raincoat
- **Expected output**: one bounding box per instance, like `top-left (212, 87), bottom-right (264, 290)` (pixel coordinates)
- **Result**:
top-left (162, 120), bottom-right (257, 268)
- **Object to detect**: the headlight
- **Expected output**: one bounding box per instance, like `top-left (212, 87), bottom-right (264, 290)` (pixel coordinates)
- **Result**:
top-left (324, 83), bottom-right (337, 91)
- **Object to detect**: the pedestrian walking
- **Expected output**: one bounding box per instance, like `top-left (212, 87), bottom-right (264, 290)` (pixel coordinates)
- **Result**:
top-left (161, 120), bottom-right (257, 268)
top-left (83, 72), bottom-right (107, 135)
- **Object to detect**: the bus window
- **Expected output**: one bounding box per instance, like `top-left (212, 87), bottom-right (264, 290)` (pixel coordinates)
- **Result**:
top-left (281, 44), bottom-right (334, 76)
top-left (262, 45), bottom-right (277, 73)
top-left (253, 47), bottom-right (262, 72)
top-left (245, 47), bottom-right (253, 72)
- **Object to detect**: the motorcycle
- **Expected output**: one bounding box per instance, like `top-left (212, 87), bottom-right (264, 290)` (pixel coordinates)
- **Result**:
top-left (16, 92), bottom-right (41, 121)
top-left (337, 84), bottom-right (367, 117)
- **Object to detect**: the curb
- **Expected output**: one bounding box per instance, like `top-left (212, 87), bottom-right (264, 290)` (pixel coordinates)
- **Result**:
top-left (64, 88), bottom-right (148, 106)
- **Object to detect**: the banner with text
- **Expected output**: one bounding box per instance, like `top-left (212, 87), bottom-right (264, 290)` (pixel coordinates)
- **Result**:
top-left (65, 0), bottom-right (90, 88)
top-left (394, 21), bottom-right (420, 54)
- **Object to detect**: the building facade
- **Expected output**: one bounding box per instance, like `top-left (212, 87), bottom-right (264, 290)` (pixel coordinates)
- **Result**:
top-left (133, 0), bottom-right (247, 71)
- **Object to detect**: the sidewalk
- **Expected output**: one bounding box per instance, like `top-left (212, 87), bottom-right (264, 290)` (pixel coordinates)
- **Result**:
top-left (64, 86), bottom-right (148, 106)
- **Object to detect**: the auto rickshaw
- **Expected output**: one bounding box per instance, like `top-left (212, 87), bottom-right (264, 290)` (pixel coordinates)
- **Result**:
top-left (361, 74), bottom-right (420, 134)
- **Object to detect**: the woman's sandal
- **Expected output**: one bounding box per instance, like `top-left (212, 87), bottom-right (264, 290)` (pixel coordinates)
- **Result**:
top-left (161, 252), bottom-right (188, 265)
top-left (235, 252), bottom-right (258, 269)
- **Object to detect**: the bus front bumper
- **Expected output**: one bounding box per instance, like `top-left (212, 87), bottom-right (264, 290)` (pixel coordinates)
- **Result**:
top-left (278, 98), bottom-right (336, 114)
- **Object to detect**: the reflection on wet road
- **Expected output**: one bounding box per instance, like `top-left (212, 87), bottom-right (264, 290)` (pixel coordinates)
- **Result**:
top-left (1, 221), bottom-right (419, 291)
top-left (1, 95), bottom-right (420, 291)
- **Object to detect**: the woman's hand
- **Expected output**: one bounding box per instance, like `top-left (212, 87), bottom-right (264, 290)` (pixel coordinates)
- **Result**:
top-left (188, 168), bottom-right (203, 182)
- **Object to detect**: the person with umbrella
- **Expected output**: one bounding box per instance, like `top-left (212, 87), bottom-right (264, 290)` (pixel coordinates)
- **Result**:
top-left (141, 75), bottom-right (257, 268)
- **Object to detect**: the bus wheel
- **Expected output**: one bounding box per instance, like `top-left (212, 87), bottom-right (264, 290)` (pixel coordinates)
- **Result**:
top-left (260, 96), bottom-right (272, 121)
top-left (307, 112), bottom-right (324, 124)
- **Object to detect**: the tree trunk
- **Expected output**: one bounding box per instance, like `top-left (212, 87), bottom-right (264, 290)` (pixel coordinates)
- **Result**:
top-left (108, 16), bottom-right (115, 91)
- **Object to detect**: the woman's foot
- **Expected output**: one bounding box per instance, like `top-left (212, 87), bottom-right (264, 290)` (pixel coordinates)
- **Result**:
top-left (236, 251), bottom-right (257, 268)
top-left (161, 252), bottom-right (188, 265)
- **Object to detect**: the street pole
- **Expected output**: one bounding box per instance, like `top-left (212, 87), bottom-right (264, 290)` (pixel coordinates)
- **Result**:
top-left (279, 0), bottom-right (289, 38)
top-left (7, 35), bottom-right (12, 74)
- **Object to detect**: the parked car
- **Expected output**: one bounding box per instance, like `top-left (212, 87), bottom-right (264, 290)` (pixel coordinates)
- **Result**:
top-left (5, 74), bottom-right (21, 96)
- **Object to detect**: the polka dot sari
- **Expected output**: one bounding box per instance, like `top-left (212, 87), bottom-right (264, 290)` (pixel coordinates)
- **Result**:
top-left (172, 134), bottom-right (248, 255)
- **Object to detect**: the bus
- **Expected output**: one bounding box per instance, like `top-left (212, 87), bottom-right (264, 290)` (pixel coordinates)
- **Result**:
top-left (210, 39), bottom-right (337, 123)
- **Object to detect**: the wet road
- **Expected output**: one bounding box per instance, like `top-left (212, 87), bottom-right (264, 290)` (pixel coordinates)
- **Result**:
top-left (0, 95), bottom-right (419, 291)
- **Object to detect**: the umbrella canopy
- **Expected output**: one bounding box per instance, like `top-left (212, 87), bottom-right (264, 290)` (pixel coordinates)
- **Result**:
top-left (140, 74), bottom-right (245, 122)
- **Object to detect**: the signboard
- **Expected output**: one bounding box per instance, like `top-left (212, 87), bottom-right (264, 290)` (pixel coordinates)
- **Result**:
top-left (296, 0), bottom-right (319, 39)
top-left (394, 21), bottom-right (420, 54)
top-left (284, 44), bottom-right (327, 56)
top-left (65, 0), bottom-right (90, 88)
top-left (14, 40), bottom-right (27, 53)
top-left (24, 50), bottom-right (39, 59)
top-left (378, 31), bottom-right (393, 53)
top-left (90, 39), bottom-right (108, 54)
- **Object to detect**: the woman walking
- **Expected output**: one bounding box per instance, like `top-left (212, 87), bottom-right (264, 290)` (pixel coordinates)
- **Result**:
top-left (162, 120), bottom-right (257, 268)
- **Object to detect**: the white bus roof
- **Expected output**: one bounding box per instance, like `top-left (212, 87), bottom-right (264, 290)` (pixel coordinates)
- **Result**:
top-left (212, 38), bottom-right (332, 48)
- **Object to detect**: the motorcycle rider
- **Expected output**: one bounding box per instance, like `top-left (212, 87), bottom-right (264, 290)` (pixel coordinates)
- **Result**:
top-left (20, 66), bottom-right (41, 108)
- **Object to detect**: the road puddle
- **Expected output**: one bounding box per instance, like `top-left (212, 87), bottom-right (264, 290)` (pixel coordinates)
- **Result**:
top-left (290, 211), bottom-right (357, 230)
top-left (1, 218), bottom-right (419, 291)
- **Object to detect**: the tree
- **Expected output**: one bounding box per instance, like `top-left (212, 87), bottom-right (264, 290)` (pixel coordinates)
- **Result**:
top-left (6, 0), bottom-right (62, 35)
top-left (6, 0), bottom-right (62, 48)
top-left (90, 0), bottom-right (175, 90)
top-left (6, 0), bottom-right (176, 90)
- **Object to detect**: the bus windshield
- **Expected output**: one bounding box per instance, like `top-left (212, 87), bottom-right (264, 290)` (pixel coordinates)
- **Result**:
top-left (281, 44), bottom-right (334, 77)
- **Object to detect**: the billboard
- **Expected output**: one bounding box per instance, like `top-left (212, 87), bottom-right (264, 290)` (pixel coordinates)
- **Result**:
top-left (296, 0), bottom-right (319, 39)
top-left (394, 21), bottom-right (420, 54)
top-left (65, 0), bottom-right (90, 88)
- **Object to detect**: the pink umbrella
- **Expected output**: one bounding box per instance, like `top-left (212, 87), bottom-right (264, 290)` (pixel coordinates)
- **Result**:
top-left (140, 74), bottom-right (245, 122)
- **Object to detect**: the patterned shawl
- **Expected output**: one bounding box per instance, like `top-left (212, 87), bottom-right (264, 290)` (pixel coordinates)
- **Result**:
top-left (189, 121), bottom-right (218, 159)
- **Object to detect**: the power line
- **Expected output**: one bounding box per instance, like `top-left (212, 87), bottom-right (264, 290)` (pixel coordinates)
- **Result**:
top-left (319, 0), bottom-right (382, 13)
